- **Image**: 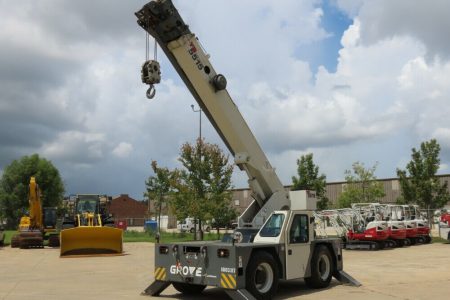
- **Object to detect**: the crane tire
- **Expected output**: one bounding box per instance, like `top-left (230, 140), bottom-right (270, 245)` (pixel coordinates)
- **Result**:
top-left (305, 245), bottom-right (334, 289)
top-left (172, 282), bottom-right (206, 295)
top-left (246, 251), bottom-right (279, 300)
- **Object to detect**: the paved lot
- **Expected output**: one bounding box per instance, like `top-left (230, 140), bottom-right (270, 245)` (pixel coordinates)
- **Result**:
top-left (1, 242), bottom-right (449, 300)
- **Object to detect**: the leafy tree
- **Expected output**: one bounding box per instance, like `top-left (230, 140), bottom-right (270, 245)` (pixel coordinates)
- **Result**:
top-left (397, 139), bottom-right (450, 222)
top-left (0, 154), bottom-right (65, 228)
top-left (144, 161), bottom-right (172, 233)
top-left (170, 139), bottom-right (235, 239)
top-left (337, 161), bottom-right (385, 208)
top-left (291, 153), bottom-right (329, 210)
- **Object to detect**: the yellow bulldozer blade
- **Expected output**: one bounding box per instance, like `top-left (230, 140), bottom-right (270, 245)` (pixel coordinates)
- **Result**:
top-left (60, 226), bottom-right (123, 257)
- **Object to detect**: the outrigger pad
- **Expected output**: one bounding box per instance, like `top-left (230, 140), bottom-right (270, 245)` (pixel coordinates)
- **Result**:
top-left (142, 280), bottom-right (171, 296)
top-left (225, 289), bottom-right (257, 300)
top-left (334, 270), bottom-right (361, 287)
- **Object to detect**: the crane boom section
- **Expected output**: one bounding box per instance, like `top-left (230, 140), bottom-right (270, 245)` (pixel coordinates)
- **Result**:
top-left (136, 0), bottom-right (288, 218)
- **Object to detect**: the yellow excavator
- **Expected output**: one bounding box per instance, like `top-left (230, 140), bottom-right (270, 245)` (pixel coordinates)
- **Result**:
top-left (10, 177), bottom-right (59, 248)
top-left (60, 194), bottom-right (123, 257)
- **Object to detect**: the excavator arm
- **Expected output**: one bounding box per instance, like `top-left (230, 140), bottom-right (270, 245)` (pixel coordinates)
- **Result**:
top-left (28, 177), bottom-right (43, 229)
top-left (136, 0), bottom-right (289, 228)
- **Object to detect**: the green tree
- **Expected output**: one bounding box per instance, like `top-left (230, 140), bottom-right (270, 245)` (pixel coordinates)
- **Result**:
top-left (337, 161), bottom-right (385, 208)
top-left (170, 139), bottom-right (235, 239)
top-left (0, 154), bottom-right (65, 228)
top-left (291, 153), bottom-right (329, 210)
top-left (144, 161), bottom-right (172, 233)
top-left (397, 139), bottom-right (450, 222)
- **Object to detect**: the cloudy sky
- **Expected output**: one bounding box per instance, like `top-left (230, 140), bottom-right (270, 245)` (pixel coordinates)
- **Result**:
top-left (1, 0), bottom-right (450, 200)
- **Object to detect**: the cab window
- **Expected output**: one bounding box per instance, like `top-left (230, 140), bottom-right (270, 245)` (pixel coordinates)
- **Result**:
top-left (259, 214), bottom-right (285, 237)
top-left (289, 214), bottom-right (309, 244)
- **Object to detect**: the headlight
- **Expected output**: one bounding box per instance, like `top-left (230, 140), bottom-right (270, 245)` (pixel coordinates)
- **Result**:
top-left (159, 246), bottom-right (169, 254)
top-left (217, 248), bottom-right (229, 258)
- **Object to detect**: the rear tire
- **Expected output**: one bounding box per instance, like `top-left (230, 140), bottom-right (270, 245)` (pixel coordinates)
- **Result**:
top-left (246, 251), bottom-right (279, 300)
top-left (305, 245), bottom-right (334, 289)
top-left (172, 282), bottom-right (206, 295)
top-left (395, 240), bottom-right (404, 247)
top-left (48, 234), bottom-right (60, 247)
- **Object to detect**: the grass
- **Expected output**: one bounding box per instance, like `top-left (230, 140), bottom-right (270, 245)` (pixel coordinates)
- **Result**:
top-left (1, 230), bottom-right (16, 246)
top-left (123, 230), bottom-right (223, 243)
top-left (2, 229), bottom-right (448, 245)
top-left (431, 236), bottom-right (449, 243)
top-left (0, 229), bottom-right (222, 246)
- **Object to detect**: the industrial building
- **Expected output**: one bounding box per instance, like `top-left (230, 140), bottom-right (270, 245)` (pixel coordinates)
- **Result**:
top-left (231, 174), bottom-right (450, 214)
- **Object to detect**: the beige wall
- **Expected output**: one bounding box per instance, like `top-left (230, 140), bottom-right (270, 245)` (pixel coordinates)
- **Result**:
top-left (230, 174), bottom-right (450, 210)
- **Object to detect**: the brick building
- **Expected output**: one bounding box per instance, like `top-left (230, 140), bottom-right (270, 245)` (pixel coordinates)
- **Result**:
top-left (107, 194), bottom-right (148, 226)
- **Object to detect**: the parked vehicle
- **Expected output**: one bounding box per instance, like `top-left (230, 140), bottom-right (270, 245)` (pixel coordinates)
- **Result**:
top-left (177, 218), bottom-right (210, 233)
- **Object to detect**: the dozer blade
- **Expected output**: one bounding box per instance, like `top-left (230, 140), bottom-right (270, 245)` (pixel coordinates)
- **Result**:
top-left (60, 226), bottom-right (123, 257)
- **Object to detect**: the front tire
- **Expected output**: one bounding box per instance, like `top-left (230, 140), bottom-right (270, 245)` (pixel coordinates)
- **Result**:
top-left (172, 282), bottom-right (206, 295)
top-left (246, 251), bottom-right (279, 300)
top-left (304, 245), bottom-right (334, 289)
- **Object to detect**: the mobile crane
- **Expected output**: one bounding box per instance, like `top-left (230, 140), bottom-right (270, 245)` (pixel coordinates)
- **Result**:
top-left (136, 1), bottom-right (359, 299)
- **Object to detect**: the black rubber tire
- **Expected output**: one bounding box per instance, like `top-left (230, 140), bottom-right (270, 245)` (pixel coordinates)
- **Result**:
top-left (189, 228), bottom-right (194, 233)
top-left (395, 239), bottom-right (404, 247)
top-left (377, 241), bottom-right (385, 250)
top-left (424, 235), bottom-right (432, 244)
top-left (246, 251), bottom-right (279, 300)
top-left (408, 237), bottom-right (417, 245)
top-left (305, 245), bottom-right (334, 289)
top-left (48, 234), bottom-right (60, 247)
top-left (172, 282), bottom-right (206, 295)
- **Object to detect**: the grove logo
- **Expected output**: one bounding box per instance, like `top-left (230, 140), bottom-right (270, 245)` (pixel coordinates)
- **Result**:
top-left (170, 265), bottom-right (202, 277)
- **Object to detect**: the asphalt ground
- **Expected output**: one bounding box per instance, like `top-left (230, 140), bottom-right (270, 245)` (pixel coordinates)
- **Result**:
top-left (0, 242), bottom-right (449, 300)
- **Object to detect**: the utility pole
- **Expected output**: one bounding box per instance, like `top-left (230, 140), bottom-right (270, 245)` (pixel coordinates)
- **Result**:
top-left (191, 104), bottom-right (203, 240)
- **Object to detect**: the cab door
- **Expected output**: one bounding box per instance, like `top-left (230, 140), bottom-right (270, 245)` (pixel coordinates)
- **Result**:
top-left (285, 213), bottom-right (311, 280)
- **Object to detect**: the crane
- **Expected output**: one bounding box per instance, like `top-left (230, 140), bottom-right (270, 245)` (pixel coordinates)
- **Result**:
top-left (135, 1), bottom-right (359, 299)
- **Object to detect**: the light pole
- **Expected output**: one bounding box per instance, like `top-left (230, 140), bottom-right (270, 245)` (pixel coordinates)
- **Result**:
top-left (191, 104), bottom-right (202, 140)
top-left (191, 104), bottom-right (203, 240)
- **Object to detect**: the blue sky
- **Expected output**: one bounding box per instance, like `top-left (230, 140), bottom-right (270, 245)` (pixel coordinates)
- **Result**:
top-left (1, 0), bottom-right (450, 200)
top-left (297, 0), bottom-right (353, 74)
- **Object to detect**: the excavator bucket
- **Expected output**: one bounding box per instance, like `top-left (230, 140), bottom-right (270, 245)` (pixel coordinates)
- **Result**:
top-left (60, 226), bottom-right (123, 257)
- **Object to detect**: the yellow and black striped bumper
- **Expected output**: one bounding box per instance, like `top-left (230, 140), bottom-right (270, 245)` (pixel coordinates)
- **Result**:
top-left (154, 267), bottom-right (167, 281)
top-left (220, 273), bottom-right (236, 289)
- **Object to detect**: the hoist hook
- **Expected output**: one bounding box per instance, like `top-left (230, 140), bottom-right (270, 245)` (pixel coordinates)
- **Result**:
top-left (146, 84), bottom-right (156, 99)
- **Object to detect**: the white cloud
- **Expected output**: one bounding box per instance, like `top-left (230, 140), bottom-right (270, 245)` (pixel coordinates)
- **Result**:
top-left (40, 131), bottom-right (105, 167)
top-left (2, 0), bottom-right (450, 197)
top-left (112, 142), bottom-right (133, 158)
